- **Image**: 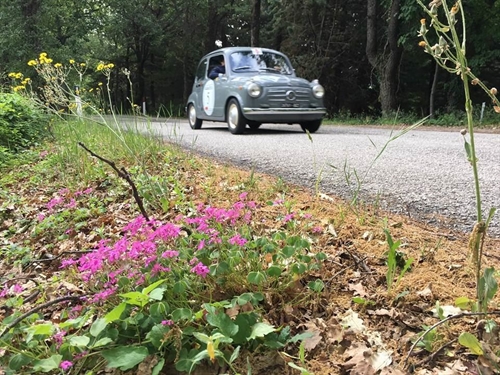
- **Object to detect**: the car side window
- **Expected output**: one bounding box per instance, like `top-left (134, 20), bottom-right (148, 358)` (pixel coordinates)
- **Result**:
top-left (195, 59), bottom-right (208, 81)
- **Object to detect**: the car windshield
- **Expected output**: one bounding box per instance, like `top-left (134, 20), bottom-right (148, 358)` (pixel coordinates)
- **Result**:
top-left (230, 50), bottom-right (293, 75)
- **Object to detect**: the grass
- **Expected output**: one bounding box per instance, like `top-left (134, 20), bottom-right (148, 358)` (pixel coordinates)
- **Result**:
top-left (1, 118), bottom-right (499, 375)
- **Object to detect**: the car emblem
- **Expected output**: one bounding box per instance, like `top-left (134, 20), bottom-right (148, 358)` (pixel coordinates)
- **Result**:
top-left (286, 90), bottom-right (296, 101)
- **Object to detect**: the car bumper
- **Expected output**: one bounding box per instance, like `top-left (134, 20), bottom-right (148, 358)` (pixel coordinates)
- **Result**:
top-left (242, 107), bottom-right (326, 122)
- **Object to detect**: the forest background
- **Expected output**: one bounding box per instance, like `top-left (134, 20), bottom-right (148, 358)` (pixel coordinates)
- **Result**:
top-left (1, 0), bottom-right (500, 121)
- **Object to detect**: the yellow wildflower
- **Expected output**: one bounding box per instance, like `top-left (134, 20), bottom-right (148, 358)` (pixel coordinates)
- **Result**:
top-left (98, 82), bottom-right (103, 86)
top-left (106, 63), bottom-right (114, 69)
top-left (27, 60), bottom-right (37, 66)
top-left (89, 88), bottom-right (94, 92)
top-left (80, 63), bottom-right (86, 67)
top-left (39, 52), bottom-right (47, 58)
top-left (420, 18), bottom-right (426, 24)
top-left (54, 63), bottom-right (62, 68)
top-left (418, 41), bottom-right (427, 48)
top-left (15, 73), bottom-right (23, 79)
top-left (96, 63), bottom-right (105, 71)
top-left (69, 59), bottom-right (75, 64)
top-left (8, 72), bottom-right (16, 78)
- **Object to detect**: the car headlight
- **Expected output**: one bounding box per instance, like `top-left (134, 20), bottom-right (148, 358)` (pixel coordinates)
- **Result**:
top-left (312, 82), bottom-right (325, 99)
top-left (247, 82), bottom-right (262, 98)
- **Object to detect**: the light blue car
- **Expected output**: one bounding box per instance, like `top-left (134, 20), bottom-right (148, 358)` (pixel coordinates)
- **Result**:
top-left (186, 47), bottom-right (326, 134)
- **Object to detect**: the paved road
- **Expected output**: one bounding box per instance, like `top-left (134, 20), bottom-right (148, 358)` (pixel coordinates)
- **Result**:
top-left (122, 117), bottom-right (500, 236)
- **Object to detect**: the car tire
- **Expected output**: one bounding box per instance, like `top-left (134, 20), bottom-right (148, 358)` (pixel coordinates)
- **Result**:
top-left (188, 103), bottom-right (202, 129)
top-left (300, 120), bottom-right (322, 133)
top-left (247, 121), bottom-right (261, 130)
top-left (227, 99), bottom-right (246, 134)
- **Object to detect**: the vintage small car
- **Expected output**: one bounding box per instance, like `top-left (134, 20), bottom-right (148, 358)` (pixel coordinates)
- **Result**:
top-left (186, 47), bottom-right (326, 134)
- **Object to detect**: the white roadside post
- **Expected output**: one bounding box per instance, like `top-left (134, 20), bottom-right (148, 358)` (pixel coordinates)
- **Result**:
top-left (75, 85), bottom-right (83, 117)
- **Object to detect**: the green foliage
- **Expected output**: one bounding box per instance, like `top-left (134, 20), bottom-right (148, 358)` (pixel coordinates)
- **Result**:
top-left (384, 229), bottom-right (414, 293)
top-left (0, 92), bottom-right (50, 154)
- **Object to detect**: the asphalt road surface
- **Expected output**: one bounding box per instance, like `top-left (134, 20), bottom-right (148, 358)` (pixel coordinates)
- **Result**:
top-left (121, 117), bottom-right (500, 237)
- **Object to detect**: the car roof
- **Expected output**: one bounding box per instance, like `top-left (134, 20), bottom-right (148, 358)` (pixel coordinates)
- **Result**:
top-left (201, 47), bottom-right (286, 60)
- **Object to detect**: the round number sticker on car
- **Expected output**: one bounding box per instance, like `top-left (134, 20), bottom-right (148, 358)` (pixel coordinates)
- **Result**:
top-left (202, 80), bottom-right (215, 116)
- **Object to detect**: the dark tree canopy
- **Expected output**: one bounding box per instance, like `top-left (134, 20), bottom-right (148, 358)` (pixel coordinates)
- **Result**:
top-left (1, 0), bottom-right (500, 118)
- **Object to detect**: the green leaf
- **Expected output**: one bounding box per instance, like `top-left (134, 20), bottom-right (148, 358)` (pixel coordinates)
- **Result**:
top-left (32, 355), bottom-right (62, 373)
top-left (229, 346), bottom-right (241, 364)
top-left (249, 322), bottom-right (276, 340)
top-left (120, 291), bottom-right (149, 307)
top-left (146, 324), bottom-right (170, 348)
top-left (172, 307), bottom-right (193, 321)
top-left (8, 353), bottom-right (33, 371)
top-left (455, 296), bottom-right (473, 309)
top-left (152, 358), bottom-right (165, 375)
top-left (90, 318), bottom-right (108, 337)
top-left (105, 302), bottom-right (127, 323)
top-left (69, 335), bottom-right (91, 347)
top-left (307, 279), bottom-right (324, 292)
top-left (247, 271), bottom-right (266, 285)
top-left (206, 309), bottom-right (239, 337)
top-left (458, 332), bottom-right (483, 355)
top-left (282, 246), bottom-right (296, 258)
top-left (26, 323), bottom-right (55, 337)
top-left (101, 346), bottom-right (149, 371)
top-left (266, 265), bottom-right (282, 277)
top-left (92, 337), bottom-right (114, 348)
top-left (193, 332), bottom-right (211, 343)
top-left (142, 279), bottom-right (167, 295)
top-left (464, 140), bottom-right (472, 162)
top-left (149, 287), bottom-right (165, 301)
top-left (352, 297), bottom-right (367, 304)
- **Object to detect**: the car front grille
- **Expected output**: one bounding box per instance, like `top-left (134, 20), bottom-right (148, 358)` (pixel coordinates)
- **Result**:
top-left (267, 87), bottom-right (311, 104)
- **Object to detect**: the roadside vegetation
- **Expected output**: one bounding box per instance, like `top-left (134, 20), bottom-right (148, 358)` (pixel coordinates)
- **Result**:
top-left (1, 2), bottom-right (500, 374)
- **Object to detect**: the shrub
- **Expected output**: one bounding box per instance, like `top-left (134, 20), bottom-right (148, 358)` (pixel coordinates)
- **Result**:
top-left (0, 92), bottom-right (50, 153)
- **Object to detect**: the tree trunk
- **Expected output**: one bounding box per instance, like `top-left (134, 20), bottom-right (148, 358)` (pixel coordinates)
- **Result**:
top-left (429, 61), bottom-right (439, 118)
top-left (250, 0), bottom-right (261, 47)
top-left (366, 0), bottom-right (402, 115)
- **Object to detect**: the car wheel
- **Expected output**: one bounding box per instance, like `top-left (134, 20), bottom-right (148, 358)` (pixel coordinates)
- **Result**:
top-left (247, 121), bottom-right (261, 130)
top-left (300, 120), bottom-right (322, 133)
top-left (227, 99), bottom-right (246, 134)
top-left (188, 104), bottom-right (202, 129)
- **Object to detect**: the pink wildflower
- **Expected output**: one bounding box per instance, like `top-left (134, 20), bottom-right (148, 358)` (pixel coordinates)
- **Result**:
top-left (197, 240), bottom-right (205, 251)
top-left (273, 199), bottom-right (284, 206)
top-left (239, 192), bottom-right (248, 201)
top-left (60, 361), bottom-right (73, 371)
top-left (190, 262), bottom-right (210, 278)
top-left (52, 330), bottom-right (67, 349)
top-left (83, 188), bottom-right (93, 194)
top-left (59, 259), bottom-right (77, 268)
top-left (12, 284), bottom-right (23, 293)
top-left (312, 226), bottom-right (323, 233)
top-left (161, 320), bottom-right (173, 326)
top-left (161, 250), bottom-right (179, 258)
top-left (283, 213), bottom-right (295, 223)
top-left (65, 198), bottom-right (77, 209)
top-left (39, 150), bottom-right (49, 158)
top-left (59, 188), bottom-right (70, 195)
top-left (123, 216), bottom-right (146, 236)
top-left (37, 213), bottom-right (45, 221)
top-left (47, 197), bottom-right (64, 211)
top-left (228, 234), bottom-right (247, 246)
top-left (91, 287), bottom-right (117, 303)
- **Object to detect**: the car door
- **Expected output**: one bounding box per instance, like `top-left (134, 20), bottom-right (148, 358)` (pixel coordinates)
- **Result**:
top-left (207, 55), bottom-right (227, 120)
top-left (193, 58), bottom-right (208, 119)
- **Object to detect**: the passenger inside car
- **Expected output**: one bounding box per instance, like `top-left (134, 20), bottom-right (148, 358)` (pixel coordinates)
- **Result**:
top-left (208, 58), bottom-right (225, 79)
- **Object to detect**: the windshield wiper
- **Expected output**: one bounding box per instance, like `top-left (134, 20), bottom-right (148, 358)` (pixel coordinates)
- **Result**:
top-left (233, 66), bottom-right (253, 71)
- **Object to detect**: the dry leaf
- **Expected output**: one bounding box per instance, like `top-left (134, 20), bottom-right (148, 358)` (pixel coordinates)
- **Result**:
top-left (348, 282), bottom-right (368, 297)
top-left (341, 309), bottom-right (365, 334)
top-left (303, 326), bottom-right (322, 351)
